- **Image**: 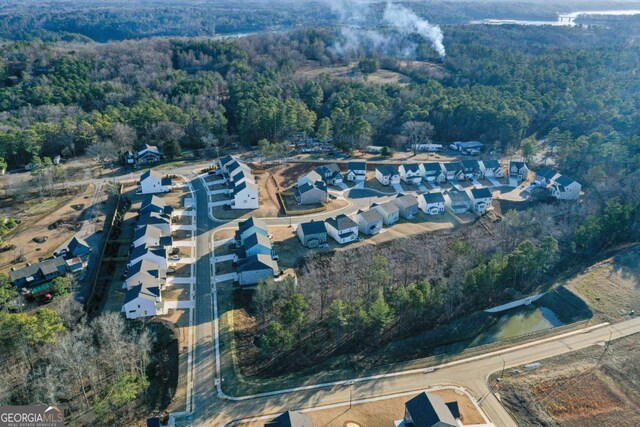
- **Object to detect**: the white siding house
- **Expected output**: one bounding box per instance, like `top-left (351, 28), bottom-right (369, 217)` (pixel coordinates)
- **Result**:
top-left (550, 175), bottom-right (581, 200)
top-left (418, 192), bottom-right (446, 215)
top-left (398, 164), bottom-right (423, 184)
top-left (325, 215), bottom-right (359, 244)
top-left (138, 170), bottom-right (172, 194)
top-left (232, 181), bottom-right (259, 209)
top-left (375, 165), bottom-right (400, 186)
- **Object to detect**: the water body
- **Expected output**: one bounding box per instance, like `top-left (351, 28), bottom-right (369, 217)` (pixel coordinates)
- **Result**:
top-left (471, 306), bottom-right (565, 346)
top-left (470, 9), bottom-right (640, 26)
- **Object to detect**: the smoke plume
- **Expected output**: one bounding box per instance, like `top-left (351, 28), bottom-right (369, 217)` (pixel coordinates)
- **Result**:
top-left (383, 3), bottom-right (446, 58)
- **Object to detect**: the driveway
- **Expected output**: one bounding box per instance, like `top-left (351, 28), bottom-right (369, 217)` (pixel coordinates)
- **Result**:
top-left (470, 178), bottom-right (483, 188)
top-left (165, 300), bottom-right (194, 310)
top-left (426, 181), bottom-right (441, 191)
top-left (335, 182), bottom-right (348, 190)
top-left (214, 254), bottom-right (236, 263)
top-left (417, 184), bottom-right (428, 192)
top-left (509, 177), bottom-right (520, 187)
top-left (392, 183), bottom-right (404, 193)
top-left (209, 188), bottom-right (230, 195)
top-left (449, 179), bottom-right (465, 191)
top-left (209, 200), bottom-right (231, 207)
top-left (486, 177), bottom-right (502, 187)
top-left (215, 272), bottom-right (238, 283)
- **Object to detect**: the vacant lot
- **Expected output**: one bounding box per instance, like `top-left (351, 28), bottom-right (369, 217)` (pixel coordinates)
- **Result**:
top-left (295, 60), bottom-right (415, 87)
top-left (564, 245), bottom-right (640, 321)
top-left (243, 387), bottom-right (484, 427)
top-left (497, 332), bottom-right (640, 426)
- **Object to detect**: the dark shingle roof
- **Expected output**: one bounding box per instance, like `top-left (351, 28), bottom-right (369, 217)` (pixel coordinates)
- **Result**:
top-left (422, 163), bottom-right (442, 173)
top-left (9, 257), bottom-right (66, 283)
top-left (405, 392), bottom-right (457, 427)
top-left (123, 284), bottom-right (160, 304)
top-left (424, 192), bottom-right (445, 204)
top-left (265, 410), bottom-right (314, 427)
top-left (462, 159), bottom-right (480, 172)
top-left (448, 191), bottom-right (471, 204)
top-left (482, 159), bottom-right (501, 170)
top-left (401, 163), bottom-right (420, 173)
top-left (357, 208), bottom-right (383, 224)
top-left (236, 254), bottom-right (278, 273)
top-left (347, 161), bottom-right (366, 172)
top-left (376, 165), bottom-right (397, 176)
top-left (443, 162), bottom-right (462, 172)
top-left (555, 175), bottom-right (576, 186)
top-left (299, 221), bottom-right (326, 236)
top-left (238, 217), bottom-right (267, 234)
top-left (471, 187), bottom-right (492, 199)
top-left (325, 214), bottom-right (357, 231)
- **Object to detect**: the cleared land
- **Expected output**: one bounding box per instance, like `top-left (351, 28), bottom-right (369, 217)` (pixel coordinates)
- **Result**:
top-left (496, 331), bottom-right (640, 426)
top-left (242, 388), bottom-right (484, 427)
top-left (296, 61), bottom-right (415, 87)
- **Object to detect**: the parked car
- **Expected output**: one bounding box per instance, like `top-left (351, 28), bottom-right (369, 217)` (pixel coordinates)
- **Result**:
top-left (170, 255), bottom-right (181, 261)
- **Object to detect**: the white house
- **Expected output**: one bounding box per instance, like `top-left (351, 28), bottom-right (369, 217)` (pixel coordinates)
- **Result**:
top-left (137, 212), bottom-right (171, 236)
top-left (372, 201), bottom-right (400, 226)
top-left (461, 160), bottom-right (483, 180)
top-left (442, 162), bottom-right (464, 180)
top-left (534, 167), bottom-right (559, 187)
top-left (550, 175), bottom-right (582, 200)
top-left (480, 160), bottom-right (503, 178)
top-left (226, 161), bottom-right (252, 182)
top-left (418, 192), bottom-right (446, 215)
top-left (236, 231), bottom-right (274, 259)
top-left (127, 246), bottom-right (168, 271)
top-left (125, 259), bottom-right (167, 290)
top-left (122, 284), bottom-right (165, 319)
top-left (232, 181), bottom-right (259, 209)
top-left (398, 164), bottom-right (423, 185)
top-left (132, 224), bottom-right (172, 249)
top-left (325, 215), bottom-right (359, 244)
top-left (138, 170), bottom-right (172, 194)
top-left (469, 187), bottom-right (493, 214)
top-left (235, 217), bottom-right (270, 247)
top-left (420, 163), bottom-right (446, 183)
top-left (375, 165), bottom-right (400, 186)
top-left (356, 209), bottom-right (383, 235)
top-left (445, 191), bottom-right (471, 214)
top-left (346, 162), bottom-right (367, 182)
top-left (509, 160), bottom-right (529, 182)
top-left (315, 164), bottom-right (343, 185)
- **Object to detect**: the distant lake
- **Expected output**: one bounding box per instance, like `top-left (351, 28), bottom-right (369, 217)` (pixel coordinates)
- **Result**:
top-left (470, 9), bottom-right (640, 26)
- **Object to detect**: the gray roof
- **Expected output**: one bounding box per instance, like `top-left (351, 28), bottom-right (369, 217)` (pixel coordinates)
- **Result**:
top-left (347, 161), bottom-right (367, 172)
top-left (233, 181), bottom-right (258, 196)
top-left (376, 164), bottom-right (397, 177)
top-left (265, 411), bottom-right (314, 427)
top-left (297, 181), bottom-right (327, 195)
top-left (405, 392), bottom-right (457, 427)
top-left (130, 245), bottom-right (166, 263)
top-left (401, 163), bottom-right (420, 173)
top-left (448, 191), bottom-right (471, 204)
top-left (238, 217), bottom-right (268, 234)
top-left (325, 214), bottom-right (357, 231)
top-left (422, 163), bottom-right (443, 173)
top-left (395, 194), bottom-right (419, 208)
top-left (299, 220), bottom-right (326, 236)
top-left (461, 159), bottom-right (480, 172)
top-left (67, 236), bottom-right (90, 253)
top-left (9, 257), bottom-right (66, 283)
top-left (358, 208), bottom-right (383, 224)
top-left (243, 231), bottom-right (272, 251)
top-left (138, 211), bottom-right (171, 227)
top-left (123, 284), bottom-right (160, 304)
top-left (510, 160), bottom-right (527, 170)
top-left (373, 200), bottom-right (399, 215)
top-left (126, 259), bottom-right (165, 281)
top-left (140, 169), bottom-right (162, 182)
top-left (443, 162), bottom-right (463, 172)
top-left (536, 167), bottom-right (557, 180)
top-left (423, 192), bottom-right (445, 204)
top-left (236, 254), bottom-right (278, 273)
top-left (482, 159), bottom-right (501, 170)
top-left (302, 170), bottom-right (323, 183)
top-left (471, 187), bottom-right (492, 199)
top-left (554, 175), bottom-right (576, 186)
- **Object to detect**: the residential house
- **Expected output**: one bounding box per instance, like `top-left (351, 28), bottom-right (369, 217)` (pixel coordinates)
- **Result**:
top-left (325, 214), bottom-right (359, 244)
top-left (372, 201), bottom-right (400, 226)
top-left (296, 221), bottom-right (327, 248)
top-left (461, 159), bottom-right (483, 180)
top-left (265, 411), bottom-right (314, 427)
top-left (469, 187), bottom-right (493, 214)
top-left (399, 392), bottom-right (458, 427)
top-left (138, 170), bottom-right (172, 195)
top-left (65, 257), bottom-right (84, 273)
top-left (136, 144), bottom-right (162, 164)
top-left (140, 195), bottom-right (173, 216)
top-left (125, 259), bottom-right (166, 290)
top-left (237, 254), bottom-right (280, 286)
top-left (346, 162), bottom-right (367, 182)
top-left (235, 217), bottom-right (270, 247)
top-left (66, 236), bottom-right (91, 258)
top-left (9, 257), bottom-right (67, 288)
top-left (232, 181), bottom-right (259, 209)
top-left (356, 208), bottom-right (383, 235)
top-left (122, 284), bottom-right (165, 319)
top-left (509, 160), bottom-right (529, 182)
top-left (394, 194), bottom-right (419, 219)
top-left (226, 161), bottom-right (252, 183)
top-left (127, 245), bottom-right (168, 271)
top-left (217, 155), bottom-right (235, 173)
top-left (232, 170), bottom-right (254, 188)
top-left (315, 164), bottom-right (343, 185)
top-left (442, 162), bottom-right (464, 181)
top-left (297, 170), bottom-right (323, 188)
top-left (295, 181), bottom-right (328, 205)
top-left (420, 163), bottom-right (446, 183)
top-left (375, 165), bottom-right (400, 186)
top-left (123, 150), bottom-right (136, 165)
top-left (445, 191), bottom-right (471, 214)
top-left (451, 140), bottom-right (484, 155)
top-left (133, 224), bottom-right (173, 249)
top-left (399, 164), bottom-right (423, 185)
top-left (550, 175), bottom-right (582, 200)
top-left (236, 231), bottom-right (274, 260)
top-left (137, 212), bottom-right (171, 236)
top-left (480, 160), bottom-right (503, 178)
top-left (534, 167), bottom-right (558, 187)
top-left (418, 192), bottom-right (446, 215)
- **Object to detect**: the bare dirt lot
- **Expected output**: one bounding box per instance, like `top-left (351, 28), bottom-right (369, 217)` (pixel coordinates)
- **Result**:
top-left (496, 332), bottom-right (640, 426)
top-left (0, 184), bottom-right (98, 274)
top-left (243, 387), bottom-right (484, 427)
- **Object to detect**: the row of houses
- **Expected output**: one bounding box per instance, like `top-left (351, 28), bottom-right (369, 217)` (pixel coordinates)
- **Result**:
top-left (265, 391), bottom-right (461, 427)
top-left (122, 196), bottom-right (174, 319)
top-left (534, 167), bottom-right (582, 200)
top-left (9, 236), bottom-right (91, 299)
top-left (375, 159), bottom-right (507, 186)
top-left (123, 144), bottom-right (162, 166)
top-left (233, 218), bottom-right (280, 286)
top-left (216, 155), bottom-right (260, 209)
top-left (295, 164), bottom-right (342, 205)
top-left (296, 189), bottom-right (494, 247)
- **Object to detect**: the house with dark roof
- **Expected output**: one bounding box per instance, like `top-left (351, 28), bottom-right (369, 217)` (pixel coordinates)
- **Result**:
top-left (125, 259), bottom-right (167, 290)
top-left (9, 257), bottom-right (67, 289)
top-left (67, 236), bottom-right (91, 258)
top-left (399, 164), bottom-right (423, 185)
top-left (217, 155), bottom-right (235, 173)
top-left (420, 163), bottom-right (446, 183)
top-left (461, 159), bottom-right (483, 180)
top-left (346, 162), bottom-right (367, 182)
top-left (325, 214), bottom-right (359, 244)
top-left (372, 200), bottom-right (400, 225)
top-left (418, 192), bottom-right (446, 215)
top-left (399, 392), bottom-right (458, 427)
top-left (127, 245), bottom-right (168, 271)
top-left (375, 165), bottom-right (400, 186)
top-left (442, 162), bottom-right (464, 180)
top-left (136, 144), bottom-right (162, 164)
top-left (315, 164), bottom-right (343, 185)
top-left (132, 224), bottom-right (173, 249)
top-left (394, 194), bottom-right (419, 219)
top-left (236, 231), bottom-right (274, 260)
top-left (140, 195), bottom-right (174, 216)
top-left (445, 191), bottom-right (471, 214)
top-left (123, 150), bottom-right (136, 165)
top-left (235, 217), bottom-right (270, 247)
top-left (356, 208), bottom-right (384, 235)
top-left (550, 175), bottom-right (581, 200)
top-left (296, 221), bottom-right (327, 248)
top-left (232, 181), bottom-right (259, 209)
top-left (295, 181), bottom-right (328, 205)
top-left (469, 187), bottom-right (493, 214)
top-left (265, 410), bottom-right (314, 427)
top-left (122, 283), bottom-right (165, 319)
top-left (225, 160), bottom-right (252, 182)
top-left (479, 160), bottom-right (503, 178)
top-left (138, 170), bottom-right (172, 194)
top-left (137, 212), bottom-right (171, 236)
top-left (509, 160), bottom-right (529, 182)
top-left (534, 167), bottom-right (558, 187)
top-left (237, 254), bottom-right (280, 286)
